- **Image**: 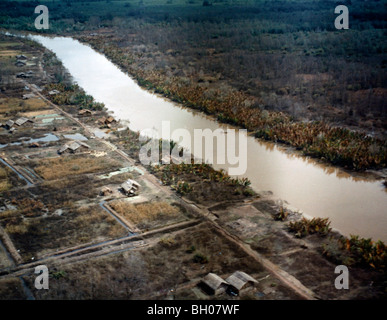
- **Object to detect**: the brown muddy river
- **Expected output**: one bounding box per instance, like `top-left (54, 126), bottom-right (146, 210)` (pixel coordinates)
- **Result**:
top-left (30, 35), bottom-right (387, 242)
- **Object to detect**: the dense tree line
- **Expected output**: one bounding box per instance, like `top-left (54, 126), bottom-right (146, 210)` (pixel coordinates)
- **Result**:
top-left (1, 0), bottom-right (386, 168)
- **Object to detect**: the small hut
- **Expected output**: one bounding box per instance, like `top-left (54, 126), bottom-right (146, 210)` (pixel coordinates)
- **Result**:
top-left (23, 93), bottom-right (36, 100)
top-left (78, 109), bottom-right (93, 116)
top-left (58, 141), bottom-right (90, 154)
top-left (16, 54), bottom-right (27, 60)
top-left (5, 120), bottom-right (14, 129)
top-left (15, 60), bottom-right (26, 67)
top-left (15, 117), bottom-right (33, 126)
top-left (100, 187), bottom-right (113, 196)
top-left (199, 273), bottom-right (229, 296)
top-left (120, 179), bottom-right (140, 196)
top-left (225, 271), bottom-right (258, 295)
top-left (48, 89), bottom-right (60, 95)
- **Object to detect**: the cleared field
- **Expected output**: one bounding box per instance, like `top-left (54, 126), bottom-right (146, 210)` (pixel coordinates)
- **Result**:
top-left (0, 50), bottom-right (19, 57)
top-left (21, 222), bottom-right (297, 300)
top-left (109, 200), bottom-right (186, 230)
top-left (0, 204), bottom-right (127, 261)
top-left (0, 97), bottom-right (49, 115)
top-left (34, 154), bottom-right (121, 180)
top-left (19, 109), bottom-right (57, 118)
top-left (0, 166), bottom-right (11, 192)
top-left (0, 278), bottom-right (26, 300)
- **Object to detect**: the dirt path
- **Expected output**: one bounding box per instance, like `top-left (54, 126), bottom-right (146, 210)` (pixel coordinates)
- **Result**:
top-left (16, 82), bottom-right (318, 300)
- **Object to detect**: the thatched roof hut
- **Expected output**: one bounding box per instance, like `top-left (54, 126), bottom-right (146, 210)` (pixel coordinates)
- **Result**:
top-left (58, 141), bottom-right (90, 154)
top-left (100, 186), bottom-right (113, 196)
top-left (78, 109), bottom-right (93, 116)
top-left (199, 273), bottom-right (229, 296)
top-left (5, 120), bottom-right (14, 129)
top-left (225, 271), bottom-right (258, 294)
top-left (120, 179), bottom-right (140, 196)
top-left (15, 117), bottom-right (33, 126)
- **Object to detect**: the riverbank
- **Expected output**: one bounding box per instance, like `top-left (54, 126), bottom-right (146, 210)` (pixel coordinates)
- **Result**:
top-left (22, 33), bottom-right (387, 241)
top-left (74, 31), bottom-right (386, 173)
top-left (0, 33), bottom-right (386, 300)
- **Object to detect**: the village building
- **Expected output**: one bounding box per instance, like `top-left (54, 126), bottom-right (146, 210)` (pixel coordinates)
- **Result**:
top-left (78, 109), bottom-right (93, 116)
top-left (4, 120), bottom-right (14, 129)
top-left (225, 271), bottom-right (258, 295)
top-left (120, 179), bottom-right (140, 196)
top-left (58, 141), bottom-right (90, 154)
top-left (16, 72), bottom-right (31, 78)
top-left (28, 142), bottom-right (40, 148)
top-left (15, 117), bottom-right (33, 126)
top-left (100, 186), bottom-right (113, 196)
top-left (22, 93), bottom-right (36, 100)
top-left (198, 271), bottom-right (258, 296)
top-left (48, 89), bottom-right (60, 95)
top-left (199, 273), bottom-right (229, 296)
top-left (16, 54), bottom-right (27, 60)
top-left (98, 116), bottom-right (117, 128)
top-left (15, 60), bottom-right (26, 67)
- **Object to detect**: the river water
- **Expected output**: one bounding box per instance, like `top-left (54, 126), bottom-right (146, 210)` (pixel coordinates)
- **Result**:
top-left (28, 35), bottom-right (387, 242)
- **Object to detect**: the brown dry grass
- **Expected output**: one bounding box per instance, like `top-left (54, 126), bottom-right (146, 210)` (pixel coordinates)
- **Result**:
top-left (0, 97), bottom-right (48, 114)
top-left (109, 200), bottom-right (180, 226)
top-left (2, 204), bottom-right (127, 260)
top-left (0, 209), bottom-right (19, 220)
top-left (34, 155), bottom-right (119, 180)
top-left (0, 167), bottom-right (11, 192)
top-left (0, 50), bottom-right (19, 57)
top-left (0, 278), bottom-right (26, 300)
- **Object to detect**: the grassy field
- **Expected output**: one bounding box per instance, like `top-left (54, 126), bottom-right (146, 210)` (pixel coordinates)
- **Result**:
top-left (33, 154), bottom-right (121, 180)
top-left (109, 200), bottom-right (185, 230)
top-left (0, 204), bottom-right (127, 261)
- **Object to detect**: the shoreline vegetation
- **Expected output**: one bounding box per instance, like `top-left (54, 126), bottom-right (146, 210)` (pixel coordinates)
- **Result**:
top-left (36, 48), bottom-right (386, 274)
top-left (0, 31), bottom-right (385, 299)
top-left (78, 35), bottom-right (387, 172)
top-left (0, 0), bottom-right (386, 173)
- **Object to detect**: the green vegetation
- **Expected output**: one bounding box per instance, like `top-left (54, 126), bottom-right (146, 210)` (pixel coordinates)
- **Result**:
top-left (150, 162), bottom-right (255, 205)
top-left (274, 207), bottom-right (288, 221)
top-left (323, 235), bottom-right (387, 272)
top-left (288, 217), bottom-right (332, 238)
top-left (1, 0), bottom-right (386, 170)
top-left (193, 252), bottom-right (208, 264)
top-left (152, 162), bottom-right (252, 188)
top-left (185, 244), bottom-right (196, 253)
top-left (44, 83), bottom-right (105, 110)
top-left (342, 235), bottom-right (386, 271)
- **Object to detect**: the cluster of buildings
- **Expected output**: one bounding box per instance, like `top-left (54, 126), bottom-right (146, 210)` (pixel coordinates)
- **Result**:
top-left (199, 271), bottom-right (258, 296)
top-left (1, 117), bottom-right (34, 133)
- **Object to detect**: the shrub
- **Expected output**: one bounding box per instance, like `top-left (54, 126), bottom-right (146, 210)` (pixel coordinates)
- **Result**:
top-left (193, 253), bottom-right (208, 264)
top-left (341, 236), bottom-right (387, 271)
top-left (159, 237), bottom-right (176, 248)
top-left (274, 207), bottom-right (288, 221)
top-left (186, 245), bottom-right (196, 253)
top-left (288, 217), bottom-right (331, 238)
